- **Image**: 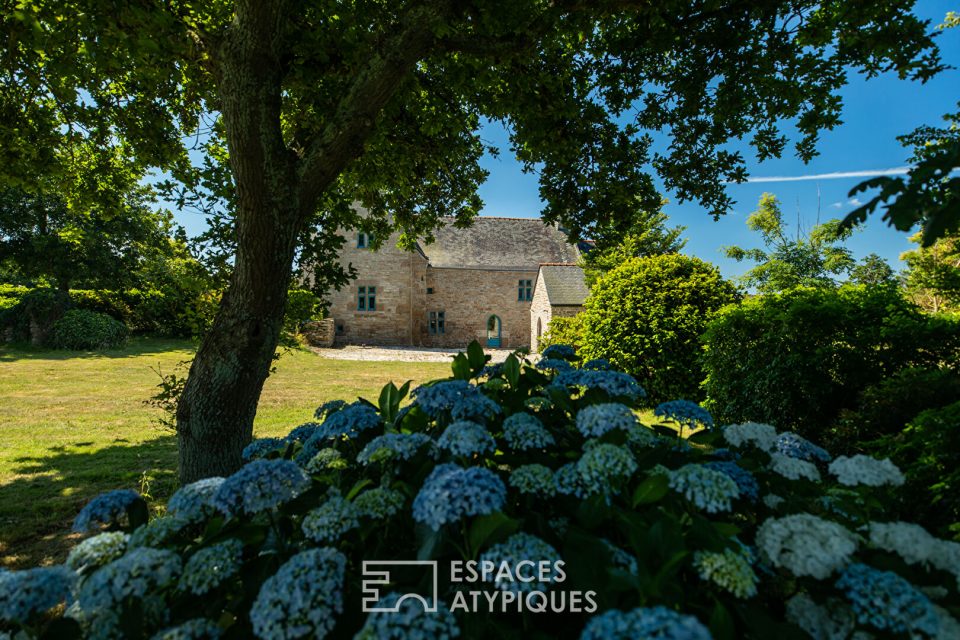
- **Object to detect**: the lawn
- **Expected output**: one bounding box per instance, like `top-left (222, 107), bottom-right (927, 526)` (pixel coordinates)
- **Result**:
top-left (0, 338), bottom-right (450, 569)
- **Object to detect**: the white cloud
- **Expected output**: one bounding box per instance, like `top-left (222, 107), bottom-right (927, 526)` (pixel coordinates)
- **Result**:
top-left (848, 197), bottom-right (863, 206)
top-left (742, 167), bottom-right (911, 183)
top-left (831, 202), bottom-right (843, 208)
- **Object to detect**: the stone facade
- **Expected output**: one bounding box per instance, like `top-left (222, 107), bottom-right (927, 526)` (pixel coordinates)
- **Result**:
top-left (323, 216), bottom-right (582, 349)
top-left (530, 264), bottom-right (589, 353)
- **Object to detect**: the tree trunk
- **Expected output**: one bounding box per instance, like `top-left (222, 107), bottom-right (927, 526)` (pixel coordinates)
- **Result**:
top-left (175, 2), bottom-right (304, 483)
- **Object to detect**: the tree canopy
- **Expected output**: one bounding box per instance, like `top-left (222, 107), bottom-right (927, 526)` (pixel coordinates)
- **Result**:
top-left (901, 230), bottom-right (960, 313)
top-left (724, 192), bottom-right (858, 293)
top-left (1, 0), bottom-right (947, 481)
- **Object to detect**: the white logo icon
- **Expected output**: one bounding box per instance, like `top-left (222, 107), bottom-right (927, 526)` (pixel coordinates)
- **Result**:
top-left (361, 560), bottom-right (438, 612)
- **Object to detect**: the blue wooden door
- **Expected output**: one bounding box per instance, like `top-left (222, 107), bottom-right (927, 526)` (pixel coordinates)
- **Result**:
top-left (486, 315), bottom-right (502, 348)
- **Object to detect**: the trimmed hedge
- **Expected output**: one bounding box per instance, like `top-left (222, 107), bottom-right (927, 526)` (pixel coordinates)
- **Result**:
top-left (49, 309), bottom-right (129, 350)
top-left (702, 285), bottom-right (960, 439)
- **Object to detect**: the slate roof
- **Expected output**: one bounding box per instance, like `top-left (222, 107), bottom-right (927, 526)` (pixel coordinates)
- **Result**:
top-left (420, 217), bottom-right (581, 270)
top-left (539, 264), bottom-right (590, 306)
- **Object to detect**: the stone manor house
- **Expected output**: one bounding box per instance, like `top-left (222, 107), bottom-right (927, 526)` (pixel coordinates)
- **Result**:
top-left (324, 216), bottom-right (590, 351)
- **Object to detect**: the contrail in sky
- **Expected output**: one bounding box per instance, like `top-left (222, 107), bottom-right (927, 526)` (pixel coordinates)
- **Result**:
top-left (743, 167), bottom-right (911, 183)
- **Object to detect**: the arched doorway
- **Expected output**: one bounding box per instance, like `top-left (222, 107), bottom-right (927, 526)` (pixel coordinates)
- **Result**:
top-left (486, 315), bottom-right (502, 348)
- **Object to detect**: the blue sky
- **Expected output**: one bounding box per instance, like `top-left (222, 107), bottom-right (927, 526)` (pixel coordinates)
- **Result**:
top-left (474, 0), bottom-right (960, 279)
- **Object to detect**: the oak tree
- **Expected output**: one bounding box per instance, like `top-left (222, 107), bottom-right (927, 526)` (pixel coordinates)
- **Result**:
top-left (1, 0), bottom-right (944, 481)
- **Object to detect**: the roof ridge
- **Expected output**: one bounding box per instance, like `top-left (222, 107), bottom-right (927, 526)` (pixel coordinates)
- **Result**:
top-left (440, 215), bottom-right (549, 222)
top-left (539, 262), bottom-right (581, 267)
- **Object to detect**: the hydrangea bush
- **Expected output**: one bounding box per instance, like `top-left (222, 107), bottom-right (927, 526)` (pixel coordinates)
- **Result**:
top-left (3, 342), bottom-right (959, 639)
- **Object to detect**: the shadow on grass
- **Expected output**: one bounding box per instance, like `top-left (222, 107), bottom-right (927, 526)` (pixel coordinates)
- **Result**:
top-left (0, 336), bottom-right (196, 362)
top-left (0, 435), bottom-right (179, 569)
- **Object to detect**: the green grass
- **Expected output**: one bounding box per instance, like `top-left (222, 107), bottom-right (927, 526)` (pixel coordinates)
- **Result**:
top-left (0, 337), bottom-right (450, 569)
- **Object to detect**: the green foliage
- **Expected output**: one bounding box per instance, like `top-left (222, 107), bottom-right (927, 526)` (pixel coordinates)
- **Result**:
top-left (901, 230), bottom-right (960, 313)
top-left (538, 315), bottom-right (585, 353)
top-left (580, 255), bottom-right (739, 405)
top-left (870, 401), bottom-right (960, 540)
top-left (49, 309), bottom-right (128, 351)
top-left (849, 253), bottom-right (897, 287)
top-left (280, 289), bottom-right (324, 346)
top-left (703, 285), bottom-right (960, 439)
top-left (581, 200), bottom-right (686, 287)
top-left (724, 193), bottom-right (858, 293)
top-left (1, 287), bottom-right (72, 343)
top-left (828, 367), bottom-right (960, 455)
top-left (14, 343), bottom-right (960, 638)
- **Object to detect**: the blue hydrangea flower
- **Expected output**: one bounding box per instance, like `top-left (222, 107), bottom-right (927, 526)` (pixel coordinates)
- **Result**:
top-left (211, 459), bottom-right (311, 516)
top-left (150, 619), bottom-right (222, 640)
top-left (775, 432), bottom-right (831, 462)
top-left (249, 547), bottom-right (346, 640)
top-left (354, 487), bottom-right (406, 519)
top-left (479, 533), bottom-right (563, 593)
top-left (704, 461), bottom-right (759, 502)
top-left (67, 531), bottom-right (129, 572)
top-left (412, 464), bottom-right (507, 530)
top-left (710, 448), bottom-right (740, 461)
top-left (302, 493), bottom-right (360, 543)
top-left (581, 358), bottom-right (612, 371)
top-left (128, 516), bottom-right (189, 549)
top-left (355, 592), bottom-right (460, 640)
top-left (180, 539), bottom-right (243, 595)
top-left (437, 421), bottom-right (496, 457)
top-left (835, 563), bottom-right (939, 636)
top-left (316, 402), bottom-right (382, 440)
top-left (509, 464), bottom-right (556, 496)
top-left (555, 444), bottom-right (637, 498)
top-left (78, 548), bottom-right (182, 614)
top-left (285, 422), bottom-right (321, 443)
top-left (357, 433), bottom-right (433, 465)
top-left (579, 606), bottom-right (711, 640)
top-left (576, 403), bottom-right (638, 438)
top-left (314, 399), bottom-right (348, 421)
top-left (242, 437), bottom-right (286, 462)
top-left (481, 363), bottom-right (504, 378)
top-left (536, 358), bottom-right (574, 372)
top-left (306, 448), bottom-right (348, 473)
top-left (553, 370), bottom-right (645, 400)
top-left (668, 464), bottom-right (739, 513)
top-left (602, 540), bottom-right (639, 575)
top-left (413, 381), bottom-right (501, 422)
top-left (541, 344), bottom-right (577, 360)
top-left (72, 489), bottom-right (143, 533)
top-left (654, 400), bottom-right (714, 429)
top-left (166, 477), bottom-right (225, 523)
top-left (502, 413), bottom-right (555, 451)
top-left (0, 566), bottom-right (74, 623)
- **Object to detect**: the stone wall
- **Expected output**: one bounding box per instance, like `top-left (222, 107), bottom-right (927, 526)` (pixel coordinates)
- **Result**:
top-left (301, 319), bottom-right (335, 348)
top-left (420, 267), bottom-right (537, 349)
top-left (529, 275), bottom-right (552, 353)
top-left (325, 229), bottom-right (426, 346)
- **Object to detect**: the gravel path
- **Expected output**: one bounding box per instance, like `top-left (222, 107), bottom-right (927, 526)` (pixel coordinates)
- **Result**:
top-left (310, 344), bottom-right (516, 363)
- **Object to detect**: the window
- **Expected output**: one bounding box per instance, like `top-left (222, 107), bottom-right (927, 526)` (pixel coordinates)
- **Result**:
top-left (336, 323), bottom-right (345, 335)
top-left (357, 232), bottom-right (374, 248)
top-left (518, 279), bottom-right (533, 301)
top-left (429, 311), bottom-right (445, 334)
top-left (426, 287), bottom-right (434, 294)
top-left (357, 286), bottom-right (376, 311)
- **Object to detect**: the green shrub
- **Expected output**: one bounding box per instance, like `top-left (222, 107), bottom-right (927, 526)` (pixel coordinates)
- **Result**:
top-left (703, 285), bottom-right (960, 439)
top-left (282, 288), bottom-right (324, 344)
top-left (8, 343), bottom-right (959, 639)
top-left (828, 367), bottom-right (960, 455)
top-left (870, 401), bottom-right (960, 540)
top-left (580, 254), bottom-right (739, 405)
top-left (0, 287), bottom-right (72, 344)
top-left (49, 309), bottom-right (129, 350)
top-left (538, 315), bottom-right (584, 353)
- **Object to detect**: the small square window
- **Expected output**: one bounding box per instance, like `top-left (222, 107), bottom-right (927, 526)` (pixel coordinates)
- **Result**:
top-left (336, 323), bottom-right (344, 335)
top-left (427, 287), bottom-right (434, 294)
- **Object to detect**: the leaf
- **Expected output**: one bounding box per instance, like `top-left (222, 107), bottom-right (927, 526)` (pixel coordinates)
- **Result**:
top-left (466, 340), bottom-right (488, 373)
top-left (709, 601), bottom-right (736, 640)
top-left (451, 353), bottom-right (471, 380)
top-left (346, 478), bottom-right (373, 500)
top-left (468, 511), bottom-right (520, 557)
top-left (632, 474), bottom-right (669, 506)
top-left (503, 354), bottom-right (520, 388)
top-left (378, 382), bottom-right (400, 423)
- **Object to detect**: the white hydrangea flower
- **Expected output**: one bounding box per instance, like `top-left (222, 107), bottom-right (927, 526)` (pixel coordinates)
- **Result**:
top-left (828, 455), bottom-right (904, 487)
top-left (785, 593), bottom-right (856, 640)
top-left (933, 604), bottom-right (960, 640)
top-left (769, 453), bottom-right (821, 482)
top-left (756, 514), bottom-right (859, 579)
top-left (867, 521), bottom-right (960, 584)
top-left (693, 548), bottom-right (758, 599)
top-left (763, 494), bottom-right (785, 509)
top-left (722, 422), bottom-right (778, 452)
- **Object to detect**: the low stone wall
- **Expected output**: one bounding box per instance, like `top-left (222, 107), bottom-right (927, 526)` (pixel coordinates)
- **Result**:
top-left (301, 319), bottom-right (335, 348)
